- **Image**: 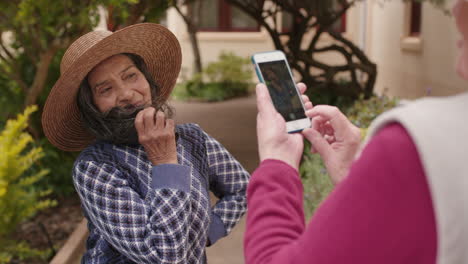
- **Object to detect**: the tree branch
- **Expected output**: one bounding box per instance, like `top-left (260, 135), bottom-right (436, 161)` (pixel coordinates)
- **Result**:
top-left (24, 45), bottom-right (59, 107)
top-left (307, 27), bottom-right (324, 53)
top-left (0, 60), bottom-right (29, 93)
top-left (0, 39), bottom-right (14, 62)
top-left (0, 38), bottom-right (29, 93)
top-left (173, 4), bottom-right (191, 28)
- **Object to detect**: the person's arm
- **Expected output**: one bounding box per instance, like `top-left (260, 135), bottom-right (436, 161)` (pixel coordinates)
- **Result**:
top-left (203, 132), bottom-right (250, 245)
top-left (245, 124), bottom-right (437, 264)
top-left (73, 161), bottom-right (192, 264)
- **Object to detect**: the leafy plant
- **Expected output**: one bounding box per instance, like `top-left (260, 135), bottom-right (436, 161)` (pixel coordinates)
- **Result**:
top-left (203, 51), bottom-right (252, 84)
top-left (0, 106), bottom-right (56, 263)
top-left (0, 242), bottom-right (51, 264)
top-left (299, 148), bottom-right (333, 220)
top-left (345, 93), bottom-right (400, 130)
top-left (0, 0), bottom-right (146, 112)
top-left (0, 0), bottom-right (163, 198)
top-left (181, 51), bottom-right (253, 102)
top-left (300, 94), bottom-right (399, 216)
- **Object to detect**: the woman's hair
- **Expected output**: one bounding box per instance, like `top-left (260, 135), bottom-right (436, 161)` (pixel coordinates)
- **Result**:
top-left (77, 53), bottom-right (174, 145)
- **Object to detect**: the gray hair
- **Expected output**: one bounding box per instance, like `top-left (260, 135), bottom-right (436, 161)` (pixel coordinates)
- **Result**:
top-left (77, 53), bottom-right (175, 145)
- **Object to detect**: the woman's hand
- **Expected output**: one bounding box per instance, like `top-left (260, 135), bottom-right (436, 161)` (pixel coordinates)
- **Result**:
top-left (302, 106), bottom-right (361, 185)
top-left (135, 107), bottom-right (178, 165)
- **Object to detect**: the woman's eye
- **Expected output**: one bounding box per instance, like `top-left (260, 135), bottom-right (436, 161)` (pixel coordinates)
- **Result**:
top-left (100, 87), bottom-right (112, 94)
top-left (125, 73), bottom-right (137, 80)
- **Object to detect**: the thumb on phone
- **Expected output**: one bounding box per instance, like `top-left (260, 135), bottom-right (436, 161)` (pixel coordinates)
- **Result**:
top-left (256, 83), bottom-right (276, 118)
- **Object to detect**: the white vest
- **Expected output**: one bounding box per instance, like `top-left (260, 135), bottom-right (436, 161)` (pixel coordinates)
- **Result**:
top-left (363, 92), bottom-right (468, 264)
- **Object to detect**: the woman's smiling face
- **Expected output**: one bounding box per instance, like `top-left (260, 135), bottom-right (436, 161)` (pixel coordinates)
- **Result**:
top-left (87, 54), bottom-right (152, 113)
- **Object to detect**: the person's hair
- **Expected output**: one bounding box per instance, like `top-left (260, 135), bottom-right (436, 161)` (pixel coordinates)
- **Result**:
top-left (77, 53), bottom-right (175, 145)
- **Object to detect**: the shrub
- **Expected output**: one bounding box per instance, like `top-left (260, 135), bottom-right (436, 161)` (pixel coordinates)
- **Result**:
top-left (35, 139), bottom-right (77, 197)
top-left (0, 50), bottom-right (77, 198)
top-left (0, 106), bottom-right (56, 263)
top-left (300, 94), bottom-right (399, 216)
top-left (299, 147), bottom-right (333, 220)
top-left (178, 51), bottom-right (253, 102)
top-left (345, 94), bottom-right (399, 129)
top-left (203, 51), bottom-right (252, 84)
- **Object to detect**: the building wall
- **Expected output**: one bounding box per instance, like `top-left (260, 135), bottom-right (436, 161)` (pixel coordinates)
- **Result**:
top-left (167, 1), bottom-right (467, 99)
top-left (166, 7), bottom-right (274, 82)
top-left (365, 0), bottom-right (467, 98)
top-left (166, 6), bottom-right (359, 83)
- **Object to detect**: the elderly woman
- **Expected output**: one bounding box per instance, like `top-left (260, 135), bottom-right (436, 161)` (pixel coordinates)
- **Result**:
top-left (42, 23), bottom-right (249, 263)
top-left (245, 0), bottom-right (468, 263)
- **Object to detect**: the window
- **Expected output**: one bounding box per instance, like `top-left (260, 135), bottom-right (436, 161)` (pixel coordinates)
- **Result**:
top-left (330, 0), bottom-right (347, 34)
top-left (401, 1), bottom-right (423, 52)
top-left (331, 13), bottom-right (347, 33)
top-left (281, 12), bottom-right (293, 33)
top-left (198, 0), bottom-right (259, 32)
top-left (282, 6), bottom-right (346, 33)
top-left (410, 1), bottom-right (422, 36)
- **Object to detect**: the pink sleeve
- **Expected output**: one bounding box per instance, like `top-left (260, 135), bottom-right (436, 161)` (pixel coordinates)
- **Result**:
top-left (244, 123), bottom-right (437, 264)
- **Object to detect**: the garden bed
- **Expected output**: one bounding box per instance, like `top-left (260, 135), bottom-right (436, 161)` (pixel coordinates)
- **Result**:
top-left (11, 194), bottom-right (83, 264)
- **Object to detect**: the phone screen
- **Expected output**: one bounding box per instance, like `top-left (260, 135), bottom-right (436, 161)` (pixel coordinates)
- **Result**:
top-left (258, 61), bottom-right (307, 122)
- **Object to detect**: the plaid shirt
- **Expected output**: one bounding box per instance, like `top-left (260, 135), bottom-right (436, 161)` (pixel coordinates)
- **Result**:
top-left (73, 123), bottom-right (250, 264)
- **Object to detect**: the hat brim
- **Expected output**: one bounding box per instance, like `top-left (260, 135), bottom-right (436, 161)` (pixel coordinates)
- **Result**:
top-left (42, 23), bottom-right (182, 151)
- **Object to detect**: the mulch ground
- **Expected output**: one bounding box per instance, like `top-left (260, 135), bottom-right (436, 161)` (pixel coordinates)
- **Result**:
top-left (11, 194), bottom-right (83, 263)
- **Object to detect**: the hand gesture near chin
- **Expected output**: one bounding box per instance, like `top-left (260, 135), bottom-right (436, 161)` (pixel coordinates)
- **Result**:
top-left (135, 107), bottom-right (178, 165)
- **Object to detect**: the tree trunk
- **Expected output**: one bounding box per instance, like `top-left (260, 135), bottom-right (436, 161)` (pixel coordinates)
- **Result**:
top-left (174, 3), bottom-right (202, 75)
top-left (24, 46), bottom-right (57, 108)
top-left (187, 25), bottom-right (202, 74)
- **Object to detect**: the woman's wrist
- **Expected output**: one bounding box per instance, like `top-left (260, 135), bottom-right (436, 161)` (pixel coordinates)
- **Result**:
top-left (260, 159), bottom-right (299, 174)
top-left (149, 155), bottom-right (178, 165)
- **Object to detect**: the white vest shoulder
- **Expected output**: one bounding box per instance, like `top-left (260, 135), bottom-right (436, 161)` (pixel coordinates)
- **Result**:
top-left (363, 92), bottom-right (468, 264)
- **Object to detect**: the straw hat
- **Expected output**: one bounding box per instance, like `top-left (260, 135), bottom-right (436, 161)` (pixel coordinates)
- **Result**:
top-left (42, 23), bottom-right (182, 152)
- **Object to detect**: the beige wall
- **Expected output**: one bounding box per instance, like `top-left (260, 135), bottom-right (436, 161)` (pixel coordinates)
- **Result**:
top-left (168, 1), bottom-right (467, 99)
top-left (166, 5), bottom-right (360, 83)
top-left (366, 0), bottom-right (467, 99)
top-left (167, 7), bottom-right (274, 82)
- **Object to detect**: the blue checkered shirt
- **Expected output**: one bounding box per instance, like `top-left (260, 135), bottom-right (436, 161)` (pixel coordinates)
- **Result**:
top-left (73, 123), bottom-right (250, 263)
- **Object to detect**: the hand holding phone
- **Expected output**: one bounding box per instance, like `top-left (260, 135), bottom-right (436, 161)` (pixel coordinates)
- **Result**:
top-left (252, 50), bottom-right (311, 133)
top-left (255, 83), bottom-right (305, 170)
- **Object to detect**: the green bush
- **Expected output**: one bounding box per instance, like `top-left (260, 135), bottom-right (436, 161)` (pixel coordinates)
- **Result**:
top-left (35, 139), bottom-right (78, 196)
top-left (300, 94), bottom-right (399, 217)
top-left (37, 50), bottom-right (78, 197)
top-left (0, 106), bottom-right (56, 263)
top-left (0, 50), bottom-right (77, 198)
top-left (202, 51), bottom-right (252, 84)
top-left (345, 94), bottom-right (399, 137)
top-left (299, 148), bottom-right (333, 220)
top-left (176, 51), bottom-right (253, 102)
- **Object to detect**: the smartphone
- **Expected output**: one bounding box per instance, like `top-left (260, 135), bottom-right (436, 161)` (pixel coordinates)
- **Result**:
top-left (252, 50), bottom-right (311, 133)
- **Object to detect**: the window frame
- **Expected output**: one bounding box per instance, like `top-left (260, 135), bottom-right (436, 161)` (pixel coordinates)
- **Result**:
top-left (198, 0), bottom-right (260, 32)
top-left (401, 1), bottom-right (423, 52)
top-left (410, 1), bottom-right (422, 36)
top-left (281, 11), bottom-right (347, 34)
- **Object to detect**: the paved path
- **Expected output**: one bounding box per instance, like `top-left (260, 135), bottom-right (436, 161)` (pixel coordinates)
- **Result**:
top-left (171, 95), bottom-right (258, 264)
